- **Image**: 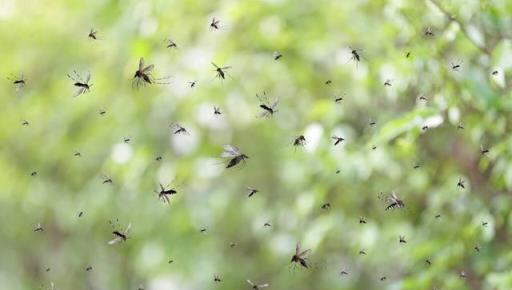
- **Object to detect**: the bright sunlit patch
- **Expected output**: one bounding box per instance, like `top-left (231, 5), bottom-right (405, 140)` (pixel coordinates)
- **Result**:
top-left (112, 143), bottom-right (133, 164)
top-left (304, 123), bottom-right (323, 153)
top-left (0, 0), bottom-right (15, 19)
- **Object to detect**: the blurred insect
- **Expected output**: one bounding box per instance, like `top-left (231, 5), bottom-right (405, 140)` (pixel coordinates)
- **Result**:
top-left (380, 276), bottom-right (387, 281)
top-left (334, 94), bottom-right (344, 103)
top-left (34, 223), bottom-right (44, 232)
top-left (212, 62), bottom-right (231, 80)
top-left (21, 120), bottom-right (29, 126)
top-left (457, 122), bottom-right (464, 130)
top-left (325, 80), bottom-right (332, 85)
top-left (200, 227), bottom-right (207, 234)
top-left (424, 26), bottom-right (434, 36)
top-left (383, 79), bottom-right (393, 86)
top-left (88, 28), bottom-right (98, 40)
top-left (102, 175), bottom-right (113, 184)
top-left (229, 242), bottom-right (238, 248)
top-left (450, 60), bottom-right (462, 72)
top-left (221, 144), bottom-right (249, 169)
top-left (214, 106), bottom-right (222, 115)
top-left (170, 123), bottom-right (189, 135)
top-left (99, 109), bottom-right (107, 116)
top-left (273, 51), bottom-right (283, 60)
top-left (358, 249), bottom-right (367, 255)
top-left (332, 136), bottom-right (345, 146)
top-left (435, 214), bottom-right (441, 219)
top-left (474, 245), bottom-right (480, 252)
top-left (413, 163), bottom-right (421, 169)
top-left (132, 57), bottom-right (169, 88)
top-left (480, 145), bottom-right (489, 155)
top-left (256, 92), bottom-right (279, 118)
top-left (290, 243), bottom-right (311, 268)
top-left (460, 271), bottom-right (467, 279)
top-left (155, 156), bottom-right (162, 161)
top-left (380, 191), bottom-right (405, 210)
top-left (340, 270), bottom-right (349, 276)
top-left (369, 119), bottom-right (376, 126)
top-left (359, 217), bottom-right (367, 224)
top-left (213, 275), bottom-right (222, 282)
top-left (31, 171), bottom-right (38, 176)
top-left (74, 151), bottom-right (81, 157)
top-left (108, 220), bottom-right (131, 245)
top-left (293, 135), bottom-right (307, 148)
top-left (425, 259), bottom-right (432, 266)
top-left (155, 183), bottom-right (178, 204)
top-left (422, 125), bottom-right (429, 131)
top-left (168, 259), bottom-right (174, 264)
top-left (264, 222), bottom-right (272, 227)
top-left (492, 70), bottom-right (499, 75)
top-left (247, 280), bottom-right (269, 290)
top-left (188, 80), bottom-right (197, 88)
top-left (86, 266), bottom-right (93, 271)
top-left (78, 211), bottom-right (84, 218)
top-left (7, 73), bottom-right (26, 91)
top-left (321, 203), bottom-right (331, 210)
top-left (482, 221), bottom-right (488, 227)
top-left (406, 51), bottom-right (411, 58)
top-left (67, 70), bottom-right (92, 97)
top-left (457, 178), bottom-right (465, 189)
top-left (399, 235), bottom-right (407, 244)
top-left (247, 187), bottom-right (259, 197)
top-left (371, 145), bottom-right (377, 150)
top-left (210, 17), bottom-right (221, 30)
top-left (166, 39), bottom-right (177, 49)
top-left (336, 169), bottom-right (341, 174)
top-left (419, 95), bottom-right (428, 101)
top-left (348, 46), bottom-right (363, 65)
top-left (123, 137), bottom-right (131, 143)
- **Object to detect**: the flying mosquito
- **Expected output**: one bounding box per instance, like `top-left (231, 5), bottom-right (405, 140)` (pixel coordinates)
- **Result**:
top-left (482, 221), bottom-right (488, 227)
top-left (213, 275), bottom-right (222, 282)
top-left (108, 220), bottom-right (131, 245)
top-left (457, 122), bottom-right (464, 130)
top-left (321, 203), bottom-right (331, 210)
top-left (21, 120), bottom-right (29, 126)
top-left (380, 276), bottom-right (387, 281)
top-left (212, 62), bottom-right (231, 80)
top-left (214, 106), bottom-right (222, 115)
top-left (67, 70), bottom-right (92, 96)
top-left (457, 178), bottom-right (465, 189)
top-left (247, 187), bottom-right (259, 197)
top-left (359, 217), bottom-right (367, 224)
top-left (88, 28), bottom-right (98, 40)
top-left (492, 70), bottom-right (499, 75)
top-left (369, 119), bottom-right (376, 126)
top-left (74, 151), bottom-right (81, 157)
top-left (132, 57), bottom-right (169, 87)
top-left (334, 95), bottom-right (344, 103)
top-left (7, 73), bottom-right (26, 91)
top-left (450, 60), bottom-right (462, 72)
top-left (31, 171), bottom-right (38, 176)
top-left (383, 79), bottom-right (393, 86)
top-left (102, 175), bottom-right (113, 184)
top-left (78, 211), bottom-right (84, 217)
top-left (247, 280), bottom-right (269, 290)
top-left (358, 249), bottom-right (367, 255)
top-left (188, 80), bottom-right (197, 88)
top-left (166, 39), bottom-right (177, 49)
top-left (210, 17), bottom-right (221, 30)
top-left (332, 136), bottom-right (345, 146)
top-left (424, 26), bottom-right (434, 36)
top-left (381, 191), bottom-right (405, 210)
top-left (34, 223), bottom-right (44, 232)
top-left (155, 183), bottom-right (178, 204)
top-left (86, 266), bottom-right (93, 271)
top-left (325, 80), bottom-right (332, 85)
top-left (273, 51), bottom-right (283, 60)
top-left (123, 137), bottom-right (131, 143)
top-left (406, 51), bottom-right (411, 58)
top-left (256, 92), bottom-right (278, 118)
top-left (264, 222), bottom-right (272, 227)
top-left (221, 144), bottom-right (249, 169)
top-left (425, 259), bottom-right (432, 266)
top-left (170, 123), bottom-right (189, 135)
top-left (399, 235), bottom-right (407, 244)
top-left (340, 270), bottom-right (349, 276)
top-left (293, 135), bottom-right (307, 148)
top-left (474, 245), bottom-right (480, 252)
top-left (99, 109), bottom-right (107, 116)
top-left (348, 46), bottom-right (363, 66)
top-left (290, 242), bottom-right (311, 268)
top-left (480, 145), bottom-right (489, 155)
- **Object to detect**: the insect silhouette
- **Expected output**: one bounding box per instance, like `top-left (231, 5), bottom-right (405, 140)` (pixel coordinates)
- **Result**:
top-left (293, 135), bottom-right (307, 148)
top-left (369, 119), bottom-right (376, 126)
top-left (108, 220), bottom-right (131, 245)
top-left (88, 28), bottom-right (98, 40)
top-left (290, 242), bottom-right (311, 268)
top-left (325, 80), bottom-right (332, 85)
top-left (188, 80), bottom-right (197, 88)
top-left (406, 51), bottom-right (411, 58)
top-left (78, 211), bottom-right (84, 218)
top-left (214, 106), bottom-right (222, 115)
top-left (166, 39), bottom-right (177, 49)
top-left (359, 217), bottom-right (367, 224)
top-left (264, 222), bottom-right (272, 227)
top-left (450, 60), bottom-right (462, 72)
top-left (340, 270), bottom-right (349, 276)
top-left (247, 280), bottom-right (269, 290)
top-left (21, 119), bottom-right (30, 126)
top-left (424, 26), bottom-right (434, 36)
top-left (256, 92), bottom-right (278, 118)
top-left (31, 171), bottom-right (38, 176)
top-left (349, 47), bottom-right (363, 64)
top-left (425, 259), bottom-right (432, 266)
top-left (212, 62), bottom-right (231, 80)
top-left (168, 259), bottom-right (174, 264)
top-left (321, 203), bottom-right (331, 210)
top-left (332, 136), bottom-right (345, 146)
top-left (7, 73), bottom-right (26, 91)
top-left (132, 57), bottom-right (169, 87)
top-left (457, 178), bottom-right (465, 189)
top-left (229, 242), bottom-right (238, 248)
top-left (273, 51), bottom-right (283, 60)
top-left (474, 245), bottom-right (480, 252)
top-left (210, 17), bottom-right (221, 30)
top-left (155, 183), bottom-right (178, 204)
top-left (359, 249), bottom-right (367, 255)
top-left (334, 95), bottom-right (344, 103)
top-left (170, 123), bottom-right (189, 135)
top-left (381, 191), bottom-right (405, 210)
top-left (457, 122), bottom-right (464, 130)
top-left (67, 70), bottom-right (92, 96)
top-left (435, 214), bottom-right (441, 219)
top-left (371, 145), bottom-right (377, 150)
top-left (380, 276), bottom-right (387, 281)
top-left (399, 235), bottom-right (407, 244)
top-left (482, 221), bottom-right (488, 227)
top-left (99, 109), bottom-right (107, 116)
top-left (383, 79), bottom-right (393, 86)
top-left (492, 70), bottom-right (499, 75)
top-left (221, 144), bottom-right (249, 169)
top-left (123, 137), bottom-right (131, 143)
top-left (74, 151), bottom-right (81, 157)
top-left (102, 175), bottom-right (113, 184)
top-left (213, 275), bottom-right (222, 282)
top-left (33, 223), bottom-right (44, 232)
top-left (480, 145), bottom-right (489, 155)
top-left (413, 163), bottom-right (421, 169)
top-left (247, 187), bottom-right (259, 197)
top-left (200, 227), bottom-right (207, 234)
top-left (86, 266), bottom-right (93, 271)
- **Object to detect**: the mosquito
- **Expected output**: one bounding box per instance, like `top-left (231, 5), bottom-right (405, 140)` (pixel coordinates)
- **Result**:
top-left (247, 280), bottom-right (269, 290)
top-left (325, 80), bottom-right (332, 85)
top-left (482, 221), bottom-right (488, 227)
top-left (67, 70), bottom-right (92, 96)
top-left (132, 57), bottom-right (169, 88)
top-left (413, 164), bottom-right (421, 169)
top-left (457, 122), bottom-right (464, 130)
top-left (399, 235), bottom-right (407, 244)
top-left (21, 120), bottom-right (29, 126)
top-left (214, 106), bottom-right (222, 115)
top-left (273, 51), bottom-right (283, 60)
top-left (474, 245), bottom-right (480, 252)
top-left (492, 70), bottom-right (499, 75)
top-left (221, 144), bottom-right (249, 169)
top-left (334, 95), bottom-right (344, 103)
top-left (170, 123), bottom-right (189, 135)
top-left (290, 242), bottom-right (311, 268)
top-left (212, 62), bottom-right (231, 80)
top-left (200, 227), bottom-right (207, 234)
top-left (435, 214), bottom-right (441, 219)
top-left (188, 80), bottom-right (197, 88)
top-left (31, 171), bottom-right (38, 176)
top-left (86, 266), bottom-right (93, 271)
top-left (406, 51), bottom-right (411, 58)
top-left (102, 175), bottom-right (113, 184)
top-left (424, 26), bottom-right (434, 37)
top-left (78, 211), bottom-right (84, 217)
top-left (108, 220), bottom-right (131, 245)
top-left (88, 28), bottom-right (98, 40)
top-left (450, 60), bottom-right (462, 72)
top-left (210, 17), bottom-right (221, 30)
top-left (380, 276), bottom-right (387, 281)
top-left (123, 137), bottom-right (131, 143)
top-left (321, 203), bottom-right (331, 210)
top-left (293, 135), bottom-right (307, 148)
top-left (256, 92), bottom-right (278, 118)
top-left (99, 109), bottom-right (107, 116)
top-left (419, 95), bottom-right (428, 101)
top-left (348, 46), bottom-right (363, 66)
top-left (34, 223), bottom-right (44, 232)
top-left (457, 178), bottom-right (465, 189)
top-left (340, 270), bottom-right (349, 276)
top-left (358, 249), bottom-right (367, 255)
top-left (247, 187), bottom-right (259, 197)
top-left (369, 119), bottom-right (376, 126)
top-left (166, 39), bottom-right (177, 49)
top-left (383, 79), bottom-right (393, 86)
top-left (264, 222), bottom-right (272, 227)
top-left (425, 259), bottom-right (432, 266)
top-left (213, 275), bottom-right (222, 282)
top-left (155, 156), bottom-right (162, 161)
top-left (359, 217), bottom-right (367, 224)
top-left (480, 145), bottom-right (489, 155)
top-left (381, 191), bottom-right (405, 210)
top-left (332, 136), bottom-right (344, 146)
top-left (7, 73), bottom-right (26, 91)
top-left (74, 151), bottom-right (81, 157)
top-left (155, 183), bottom-right (178, 204)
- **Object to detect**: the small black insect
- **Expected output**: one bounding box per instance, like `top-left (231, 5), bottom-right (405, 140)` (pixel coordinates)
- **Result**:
top-left (424, 26), bottom-right (434, 37)
top-left (210, 17), bottom-right (221, 30)
top-left (290, 243), bottom-right (311, 268)
top-left (214, 106), bottom-right (222, 115)
top-left (332, 136), bottom-right (345, 146)
top-left (99, 109), bottom-right (107, 116)
top-left (31, 171), bottom-right (38, 176)
top-left (321, 203), bottom-right (331, 210)
top-left (155, 183), bottom-right (178, 204)
top-left (340, 270), bottom-right (349, 276)
top-left (425, 259), bottom-right (432, 266)
top-left (325, 80), bottom-right (332, 85)
top-left (474, 245), bottom-right (480, 252)
top-left (435, 214), bottom-right (441, 219)
top-left (381, 191), bottom-right (405, 210)
top-left (293, 135), bottom-right (307, 148)
top-left (256, 92), bottom-right (279, 118)
top-left (273, 51), bottom-right (283, 60)
top-left (74, 151), bottom-right (81, 157)
top-left (45, 268), bottom-right (50, 272)
top-left (349, 46), bottom-right (362, 64)
top-left (166, 39), bottom-right (177, 49)
top-left (406, 51), bottom-right (411, 58)
top-left (247, 280), bottom-right (269, 290)
top-left (482, 221), bottom-right (488, 227)
top-left (247, 187), bottom-right (259, 197)
top-left (359, 249), bottom-right (367, 255)
top-left (413, 164), bottom-right (421, 169)
top-left (88, 28), bottom-right (98, 40)
top-left (67, 70), bottom-right (92, 96)
top-left (213, 275), bottom-right (222, 282)
top-left (188, 80), bottom-right (197, 88)
top-left (21, 120), bottom-right (30, 126)
top-left (492, 70), bottom-right (499, 75)
top-left (132, 57), bottom-right (169, 88)
top-left (155, 156), bottom-right (162, 161)
top-left (450, 60), bottom-right (462, 72)
top-left (369, 119), bottom-right (376, 126)
top-left (359, 217), bottom-right (367, 224)
top-left (108, 220), bottom-right (131, 245)
top-left (399, 235), bottom-right (407, 244)
top-left (334, 95), bottom-right (343, 103)
top-left (371, 145), bottom-right (377, 150)
top-left (168, 259), bottom-right (174, 264)
top-left (123, 137), bottom-right (131, 143)
top-left (264, 222), bottom-right (272, 227)
top-left (422, 125), bottom-right (429, 131)
top-left (419, 95), bottom-right (428, 101)
top-left (383, 79), bottom-right (393, 86)
top-left (102, 175), bottom-right (113, 184)
top-left (34, 223), bottom-right (44, 232)
top-left (457, 122), bottom-right (464, 130)
top-left (200, 227), bottom-right (207, 234)
top-left (212, 62), bottom-right (231, 80)
top-left (457, 178), bottom-right (465, 189)
top-left (78, 211), bottom-right (84, 218)
top-left (170, 123), bottom-right (189, 135)
top-left (380, 276), bottom-right (387, 281)
top-left (7, 73), bottom-right (26, 91)
top-left (229, 242), bottom-right (238, 248)
top-left (221, 144), bottom-right (249, 169)
top-left (480, 145), bottom-right (489, 155)
top-left (86, 266), bottom-right (93, 271)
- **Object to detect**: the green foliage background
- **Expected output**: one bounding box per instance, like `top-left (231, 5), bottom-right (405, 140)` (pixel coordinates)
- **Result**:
top-left (1, 0), bottom-right (512, 289)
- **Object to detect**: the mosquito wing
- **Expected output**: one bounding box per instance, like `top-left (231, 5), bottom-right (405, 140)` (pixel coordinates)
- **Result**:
top-left (295, 242), bottom-right (300, 255)
top-left (142, 64), bottom-right (154, 73)
top-left (85, 71), bottom-right (91, 83)
top-left (124, 223), bottom-right (132, 235)
top-left (221, 144), bottom-right (241, 157)
top-left (271, 99), bottom-right (279, 109)
top-left (73, 87), bottom-right (86, 97)
top-left (108, 236), bottom-right (121, 245)
top-left (259, 284), bottom-right (269, 288)
top-left (298, 249), bottom-right (311, 258)
top-left (247, 280), bottom-right (254, 286)
top-left (389, 191), bottom-right (399, 202)
top-left (139, 57), bottom-right (145, 71)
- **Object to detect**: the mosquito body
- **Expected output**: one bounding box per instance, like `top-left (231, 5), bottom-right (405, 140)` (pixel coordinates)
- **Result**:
top-left (457, 178), bottom-right (465, 189)
top-left (166, 39), bottom-right (177, 49)
top-left (102, 175), bottom-right (113, 184)
top-left (21, 120), bottom-right (29, 126)
top-left (170, 123), bottom-right (189, 135)
top-left (332, 136), bottom-right (345, 146)
top-left (188, 80), bottom-right (197, 88)
top-left (88, 28), bottom-right (98, 40)
top-left (480, 145), bottom-right (489, 155)
top-left (383, 79), bottom-right (393, 86)
top-left (381, 191), bottom-right (405, 210)
top-left (108, 220), bottom-right (131, 245)
top-left (221, 144), bottom-right (249, 169)
top-left (273, 51), bottom-right (283, 60)
top-left (214, 106), bottom-right (222, 115)
top-left (290, 243), bottom-right (311, 268)
top-left (359, 217), bottom-right (367, 224)
top-left (7, 73), bottom-right (26, 91)
top-left (256, 92), bottom-right (278, 118)
top-left (424, 26), bottom-right (434, 37)
top-left (321, 203), bottom-right (331, 210)
top-left (155, 183), bottom-right (178, 204)
top-left (34, 223), bottom-right (44, 232)
top-left (293, 135), bottom-right (307, 148)
top-left (213, 275), bottom-right (222, 282)
top-left (247, 187), bottom-right (259, 197)
top-left (210, 18), bottom-right (221, 30)
top-left (399, 235), bottom-right (407, 244)
top-left (247, 280), bottom-right (269, 290)
top-left (67, 70), bottom-right (92, 96)
top-left (212, 62), bottom-right (231, 80)
top-left (132, 57), bottom-right (169, 87)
